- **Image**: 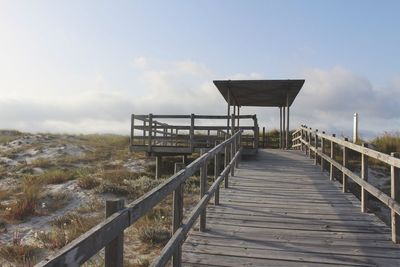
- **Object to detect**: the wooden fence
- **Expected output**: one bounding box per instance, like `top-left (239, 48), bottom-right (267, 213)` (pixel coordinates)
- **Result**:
top-left (292, 125), bottom-right (400, 243)
top-left (35, 130), bottom-right (242, 267)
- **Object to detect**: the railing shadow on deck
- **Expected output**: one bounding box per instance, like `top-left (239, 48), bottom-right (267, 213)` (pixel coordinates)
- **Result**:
top-left (35, 131), bottom-right (243, 267)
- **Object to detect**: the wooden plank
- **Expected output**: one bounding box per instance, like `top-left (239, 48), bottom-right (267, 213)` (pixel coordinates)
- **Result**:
top-left (183, 243), bottom-right (400, 266)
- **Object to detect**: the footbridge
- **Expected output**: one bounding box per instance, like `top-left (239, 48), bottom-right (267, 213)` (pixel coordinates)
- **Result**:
top-left (36, 80), bottom-right (400, 267)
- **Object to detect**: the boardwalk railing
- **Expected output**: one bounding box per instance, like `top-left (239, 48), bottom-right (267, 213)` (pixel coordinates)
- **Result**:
top-left (130, 114), bottom-right (258, 154)
top-left (36, 130), bottom-right (243, 267)
top-left (292, 125), bottom-right (400, 243)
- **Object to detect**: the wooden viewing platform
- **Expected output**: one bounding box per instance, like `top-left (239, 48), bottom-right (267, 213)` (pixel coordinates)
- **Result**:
top-left (35, 80), bottom-right (400, 267)
top-left (182, 149), bottom-right (400, 266)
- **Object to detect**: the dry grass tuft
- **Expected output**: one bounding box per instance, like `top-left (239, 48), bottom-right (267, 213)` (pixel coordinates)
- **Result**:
top-left (30, 158), bottom-right (55, 169)
top-left (38, 169), bottom-right (75, 184)
top-left (137, 224), bottom-right (170, 246)
top-left (39, 191), bottom-right (71, 214)
top-left (371, 132), bottom-right (400, 155)
top-left (77, 198), bottom-right (104, 213)
top-left (0, 130), bottom-right (23, 144)
top-left (96, 171), bottom-right (162, 198)
top-left (37, 212), bottom-right (102, 249)
top-left (77, 175), bottom-right (100, 189)
top-left (5, 176), bottom-right (42, 221)
top-left (0, 244), bottom-right (40, 265)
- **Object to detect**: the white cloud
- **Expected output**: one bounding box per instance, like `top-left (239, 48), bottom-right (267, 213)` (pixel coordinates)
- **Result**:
top-left (290, 67), bottom-right (400, 138)
top-left (0, 59), bottom-right (399, 139)
top-left (130, 56), bottom-right (149, 69)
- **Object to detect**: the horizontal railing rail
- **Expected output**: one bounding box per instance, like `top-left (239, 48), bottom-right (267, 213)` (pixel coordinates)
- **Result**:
top-left (36, 130), bottom-right (243, 267)
top-left (292, 125), bottom-right (400, 243)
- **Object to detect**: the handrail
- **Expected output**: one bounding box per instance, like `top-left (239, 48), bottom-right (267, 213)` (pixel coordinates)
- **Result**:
top-left (36, 130), bottom-right (243, 267)
top-left (291, 125), bottom-right (400, 243)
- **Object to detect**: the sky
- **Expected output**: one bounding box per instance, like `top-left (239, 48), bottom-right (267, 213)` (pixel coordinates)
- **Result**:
top-left (0, 1), bottom-right (399, 138)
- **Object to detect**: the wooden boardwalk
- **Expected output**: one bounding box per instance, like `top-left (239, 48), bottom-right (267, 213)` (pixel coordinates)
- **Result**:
top-left (182, 149), bottom-right (400, 266)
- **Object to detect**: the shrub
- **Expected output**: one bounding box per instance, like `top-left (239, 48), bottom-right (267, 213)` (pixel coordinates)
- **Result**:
top-left (96, 182), bottom-right (131, 195)
top-left (77, 176), bottom-right (100, 189)
top-left (124, 176), bottom-right (162, 198)
top-left (137, 224), bottom-right (170, 246)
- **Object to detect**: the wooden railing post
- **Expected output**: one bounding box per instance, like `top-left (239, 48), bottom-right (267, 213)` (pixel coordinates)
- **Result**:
top-left (190, 114), bottom-right (195, 152)
top-left (300, 129), bottom-right (304, 152)
top-left (314, 130), bottom-right (318, 165)
top-left (361, 143), bottom-right (369, 213)
top-left (214, 146), bottom-right (220, 205)
top-left (105, 199), bottom-right (125, 267)
top-left (231, 138), bottom-right (235, 177)
top-left (199, 149), bottom-right (207, 232)
top-left (130, 114), bottom-right (135, 147)
top-left (342, 137), bottom-right (349, 193)
top-left (330, 134), bottom-right (336, 181)
top-left (172, 163), bottom-right (184, 267)
top-left (148, 114), bottom-right (153, 152)
top-left (262, 127), bottom-right (266, 148)
top-left (321, 132), bottom-right (325, 171)
top-left (224, 144), bottom-right (229, 188)
top-left (235, 136), bottom-right (239, 168)
top-left (391, 152), bottom-right (400, 243)
top-left (304, 131), bottom-right (309, 156)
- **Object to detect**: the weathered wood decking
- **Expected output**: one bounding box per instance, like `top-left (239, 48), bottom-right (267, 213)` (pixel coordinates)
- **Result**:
top-left (183, 149), bottom-right (400, 266)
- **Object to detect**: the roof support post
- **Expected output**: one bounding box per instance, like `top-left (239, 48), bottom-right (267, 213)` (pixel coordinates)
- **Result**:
top-left (227, 89), bottom-right (231, 137)
top-left (279, 107), bottom-right (282, 149)
top-left (286, 94), bottom-right (290, 149)
top-left (282, 106), bottom-right (286, 150)
top-left (232, 105), bottom-right (236, 133)
top-left (237, 106), bottom-right (240, 130)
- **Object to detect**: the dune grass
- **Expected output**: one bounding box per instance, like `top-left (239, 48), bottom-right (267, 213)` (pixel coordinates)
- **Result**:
top-left (5, 176), bottom-right (42, 221)
top-left (371, 132), bottom-right (400, 155)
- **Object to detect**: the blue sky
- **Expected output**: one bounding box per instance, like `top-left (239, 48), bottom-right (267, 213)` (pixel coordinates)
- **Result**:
top-left (1, 1), bottom-right (399, 137)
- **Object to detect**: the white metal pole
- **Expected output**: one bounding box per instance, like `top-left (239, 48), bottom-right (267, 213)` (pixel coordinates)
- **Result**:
top-left (353, 113), bottom-right (359, 143)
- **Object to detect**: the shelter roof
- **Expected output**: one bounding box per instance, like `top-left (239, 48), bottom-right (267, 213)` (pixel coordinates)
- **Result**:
top-left (213, 79), bottom-right (305, 107)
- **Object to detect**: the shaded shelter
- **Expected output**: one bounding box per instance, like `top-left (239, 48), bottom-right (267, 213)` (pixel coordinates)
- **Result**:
top-left (213, 79), bottom-right (305, 149)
